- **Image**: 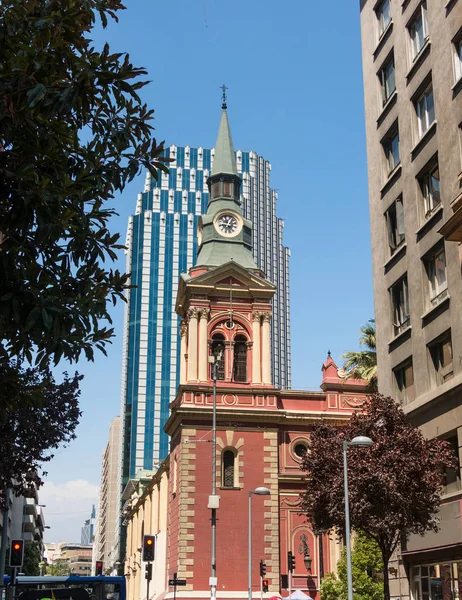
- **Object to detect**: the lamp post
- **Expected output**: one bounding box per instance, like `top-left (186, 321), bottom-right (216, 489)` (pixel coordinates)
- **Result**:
top-left (343, 436), bottom-right (373, 600)
top-left (209, 350), bottom-right (222, 600)
top-left (248, 487), bottom-right (270, 600)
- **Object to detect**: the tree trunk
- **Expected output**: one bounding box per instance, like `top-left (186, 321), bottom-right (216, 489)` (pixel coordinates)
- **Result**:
top-left (381, 549), bottom-right (391, 600)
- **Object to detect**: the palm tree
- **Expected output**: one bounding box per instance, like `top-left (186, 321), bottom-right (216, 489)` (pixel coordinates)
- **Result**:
top-left (342, 319), bottom-right (377, 391)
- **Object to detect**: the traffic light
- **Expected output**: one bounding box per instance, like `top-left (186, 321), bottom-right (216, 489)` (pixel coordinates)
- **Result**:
top-left (10, 540), bottom-right (24, 567)
top-left (260, 560), bottom-right (266, 577)
top-left (142, 535), bottom-right (155, 562)
top-left (145, 563), bottom-right (152, 581)
top-left (288, 551), bottom-right (295, 572)
top-left (95, 561), bottom-right (103, 575)
top-left (262, 579), bottom-right (269, 593)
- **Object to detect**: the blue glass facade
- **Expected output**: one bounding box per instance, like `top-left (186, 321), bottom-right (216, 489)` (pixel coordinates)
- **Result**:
top-left (120, 145), bottom-right (291, 486)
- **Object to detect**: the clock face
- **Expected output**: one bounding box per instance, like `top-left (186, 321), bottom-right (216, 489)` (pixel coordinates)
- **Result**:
top-left (217, 214), bottom-right (238, 235)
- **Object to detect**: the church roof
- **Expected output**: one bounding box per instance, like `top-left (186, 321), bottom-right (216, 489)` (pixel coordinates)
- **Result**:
top-left (211, 108), bottom-right (238, 176)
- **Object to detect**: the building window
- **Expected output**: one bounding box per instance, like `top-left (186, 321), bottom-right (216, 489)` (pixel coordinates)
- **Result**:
top-left (233, 335), bottom-right (247, 382)
top-left (212, 182), bottom-right (220, 199)
top-left (415, 84), bottom-right (435, 138)
top-left (443, 435), bottom-right (460, 494)
top-left (394, 359), bottom-right (415, 405)
top-left (411, 563), bottom-right (462, 600)
top-left (211, 334), bottom-right (225, 380)
top-left (408, 3), bottom-right (428, 60)
top-left (391, 276), bottom-right (410, 336)
top-left (376, 0), bottom-right (391, 39)
top-left (423, 244), bottom-right (447, 307)
top-left (223, 182), bottom-right (233, 198)
top-left (385, 197), bottom-right (405, 255)
top-left (294, 443), bottom-right (308, 459)
top-left (383, 128), bottom-right (400, 175)
top-left (418, 162), bottom-right (441, 218)
top-left (454, 37), bottom-right (462, 82)
top-left (222, 450), bottom-right (236, 488)
top-left (428, 331), bottom-right (453, 386)
top-left (379, 56), bottom-right (396, 105)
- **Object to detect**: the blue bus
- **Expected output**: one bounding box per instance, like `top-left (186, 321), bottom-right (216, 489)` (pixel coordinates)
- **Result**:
top-left (3, 575), bottom-right (126, 600)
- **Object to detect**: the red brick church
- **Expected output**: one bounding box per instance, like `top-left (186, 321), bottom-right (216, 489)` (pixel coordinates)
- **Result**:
top-left (123, 103), bottom-right (368, 600)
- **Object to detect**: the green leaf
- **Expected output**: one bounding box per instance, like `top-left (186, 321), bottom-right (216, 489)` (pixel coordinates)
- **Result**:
top-left (27, 84), bottom-right (47, 108)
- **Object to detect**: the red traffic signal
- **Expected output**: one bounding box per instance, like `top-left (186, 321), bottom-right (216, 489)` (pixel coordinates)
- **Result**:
top-left (95, 561), bottom-right (103, 575)
top-left (142, 535), bottom-right (155, 562)
top-left (10, 540), bottom-right (24, 567)
top-left (262, 579), bottom-right (269, 593)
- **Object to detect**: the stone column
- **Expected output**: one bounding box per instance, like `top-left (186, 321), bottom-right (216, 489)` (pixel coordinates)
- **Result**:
top-left (198, 308), bottom-right (209, 382)
top-left (179, 321), bottom-right (187, 385)
top-left (252, 312), bottom-right (261, 384)
top-left (187, 307), bottom-right (198, 382)
top-left (261, 311), bottom-right (271, 385)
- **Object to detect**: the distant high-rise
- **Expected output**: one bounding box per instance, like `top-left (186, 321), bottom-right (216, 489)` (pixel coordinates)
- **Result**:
top-left (81, 505), bottom-right (95, 546)
top-left (119, 139), bottom-right (291, 485)
top-left (93, 417), bottom-right (120, 572)
top-left (360, 0), bottom-right (462, 596)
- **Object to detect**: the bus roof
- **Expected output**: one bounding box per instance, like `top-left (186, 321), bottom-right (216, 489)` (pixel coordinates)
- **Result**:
top-left (13, 576), bottom-right (125, 585)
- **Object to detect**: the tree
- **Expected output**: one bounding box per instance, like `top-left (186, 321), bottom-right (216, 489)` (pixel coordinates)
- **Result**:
top-left (46, 559), bottom-right (70, 576)
top-left (0, 0), bottom-right (170, 372)
top-left (320, 532), bottom-right (383, 600)
top-left (0, 361), bottom-right (81, 507)
top-left (300, 393), bottom-right (457, 600)
top-left (23, 541), bottom-right (42, 576)
top-left (342, 320), bottom-right (377, 391)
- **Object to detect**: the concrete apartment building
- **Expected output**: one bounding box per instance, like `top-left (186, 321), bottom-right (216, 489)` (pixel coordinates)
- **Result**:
top-left (58, 543), bottom-right (93, 574)
top-left (94, 417), bottom-right (120, 573)
top-left (0, 487), bottom-right (46, 554)
top-left (360, 0), bottom-right (462, 597)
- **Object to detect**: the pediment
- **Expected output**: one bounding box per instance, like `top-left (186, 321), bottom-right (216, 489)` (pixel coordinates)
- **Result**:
top-left (188, 261), bottom-right (275, 291)
top-left (176, 261), bottom-right (275, 317)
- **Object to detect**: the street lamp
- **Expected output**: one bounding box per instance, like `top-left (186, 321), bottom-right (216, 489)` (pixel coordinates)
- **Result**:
top-left (343, 436), bottom-right (373, 600)
top-left (248, 487), bottom-right (270, 600)
top-left (209, 350), bottom-right (222, 600)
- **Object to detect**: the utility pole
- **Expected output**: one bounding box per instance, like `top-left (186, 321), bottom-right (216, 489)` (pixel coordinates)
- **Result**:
top-left (0, 489), bottom-right (11, 587)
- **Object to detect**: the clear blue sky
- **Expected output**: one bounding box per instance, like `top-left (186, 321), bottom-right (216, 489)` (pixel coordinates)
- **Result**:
top-left (41, 0), bottom-right (374, 542)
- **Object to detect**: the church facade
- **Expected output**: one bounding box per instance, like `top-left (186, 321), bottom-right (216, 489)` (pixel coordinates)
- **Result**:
top-left (123, 103), bottom-right (368, 600)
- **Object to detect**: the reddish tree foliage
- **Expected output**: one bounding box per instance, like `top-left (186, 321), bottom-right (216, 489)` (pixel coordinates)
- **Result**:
top-left (300, 393), bottom-right (457, 600)
top-left (0, 360), bottom-right (81, 507)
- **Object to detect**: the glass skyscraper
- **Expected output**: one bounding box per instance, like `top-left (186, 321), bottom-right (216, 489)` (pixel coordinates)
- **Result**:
top-left (119, 144), bottom-right (291, 486)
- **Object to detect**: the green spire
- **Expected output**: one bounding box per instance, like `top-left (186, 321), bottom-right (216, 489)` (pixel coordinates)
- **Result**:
top-left (194, 101), bottom-right (258, 272)
top-left (211, 108), bottom-right (238, 176)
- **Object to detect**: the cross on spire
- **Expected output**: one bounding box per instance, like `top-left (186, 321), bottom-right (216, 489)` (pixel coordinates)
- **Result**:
top-left (220, 84), bottom-right (228, 109)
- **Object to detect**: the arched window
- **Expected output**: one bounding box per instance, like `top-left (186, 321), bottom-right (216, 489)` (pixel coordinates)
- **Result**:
top-left (233, 335), bottom-right (247, 382)
top-left (211, 334), bottom-right (225, 380)
top-left (222, 450), bottom-right (235, 488)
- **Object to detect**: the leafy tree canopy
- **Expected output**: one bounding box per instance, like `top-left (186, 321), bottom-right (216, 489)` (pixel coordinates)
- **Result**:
top-left (300, 393), bottom-right (456, 600)
top-left (0, 361), bottom-right (81, 506)
top-left (46, 559), bottom-right (71, 577)
top-left (23, 541), bottom-right (42, 576)
top-left (320, 532), bottom-right (383, 600)
top-left (0, 0), bottom-right (170, 369)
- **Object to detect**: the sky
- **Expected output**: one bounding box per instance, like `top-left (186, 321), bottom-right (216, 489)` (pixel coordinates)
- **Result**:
top-left (40, 0), bottom-right (374, 543)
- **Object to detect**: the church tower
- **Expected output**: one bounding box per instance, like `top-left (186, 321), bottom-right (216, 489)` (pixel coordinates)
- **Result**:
top-left (176, 97), bottom-right (276, 389)
top-left (159, 100), bottom-right (369, 600)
